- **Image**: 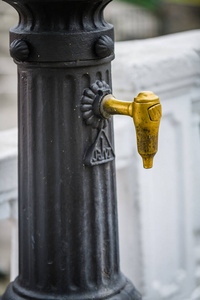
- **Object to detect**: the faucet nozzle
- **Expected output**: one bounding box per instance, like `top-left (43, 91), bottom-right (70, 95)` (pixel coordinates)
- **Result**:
top-left (100, 91), bottom-right (162, 169)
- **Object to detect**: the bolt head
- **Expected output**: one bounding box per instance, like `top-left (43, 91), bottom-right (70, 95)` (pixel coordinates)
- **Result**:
top-left (95, 35), bottom-right (114, 58)
top-left (10, 39), bottom-right (30, 61)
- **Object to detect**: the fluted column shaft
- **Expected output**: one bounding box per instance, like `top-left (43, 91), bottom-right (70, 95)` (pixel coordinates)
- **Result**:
top-left (16, 64), bottom-right (124, 299)
top-left (1, 0), bottom-right (142, 299)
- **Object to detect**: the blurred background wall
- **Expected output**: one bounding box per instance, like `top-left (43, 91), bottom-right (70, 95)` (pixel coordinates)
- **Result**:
top-left (105, 0), bottom-right (200, 41)
top-left (0, 1), bottom-right (17, 131)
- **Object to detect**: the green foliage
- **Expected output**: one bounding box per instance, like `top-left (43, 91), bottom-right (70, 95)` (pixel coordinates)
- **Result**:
top-left (118, 0), bottom-right (163, 10)
top-left (166, 0), bottom-right (200, 4)
top-left (118, 0), bottom-right (200, 8)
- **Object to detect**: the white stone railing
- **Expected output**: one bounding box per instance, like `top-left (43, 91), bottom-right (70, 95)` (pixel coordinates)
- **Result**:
top-left (114, 30), bottom-right (200, 300)
top-left (1, 30), bottom-right (200, 299)
top-left (0, 128), bottom-right (18, 281)
top-left (0, 128), bottom-right (17, 220)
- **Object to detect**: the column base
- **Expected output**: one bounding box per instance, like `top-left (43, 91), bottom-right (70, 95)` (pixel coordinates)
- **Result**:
top-left (0, 278), bottom-right (142, 300)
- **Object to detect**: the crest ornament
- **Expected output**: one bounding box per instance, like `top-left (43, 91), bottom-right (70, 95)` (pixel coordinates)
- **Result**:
top-left (84, 129), bottom-right (115, 166)
top-left (81, 80), bottom-right (112, 129)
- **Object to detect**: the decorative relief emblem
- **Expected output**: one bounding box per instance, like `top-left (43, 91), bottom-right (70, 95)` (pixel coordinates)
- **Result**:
top-left (84, 129), bottom-right (115, 166)
top-left (81, 80), bottom-right (111, 129)
top-left (81, 80), bottom-right (115, 166)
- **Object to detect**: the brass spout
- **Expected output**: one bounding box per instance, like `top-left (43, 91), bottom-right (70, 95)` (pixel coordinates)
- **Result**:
top-left (100, 91), bottom-right (162, 169)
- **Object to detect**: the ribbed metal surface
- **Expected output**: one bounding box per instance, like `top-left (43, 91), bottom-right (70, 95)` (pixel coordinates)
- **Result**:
top-left (16, 64), bottom-right (126, 298)
top-left (12, 0), bottom-right (111, 31)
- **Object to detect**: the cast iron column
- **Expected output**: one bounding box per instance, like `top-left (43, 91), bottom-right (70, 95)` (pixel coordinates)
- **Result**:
top-left (1, 0), bottom-right (141, 299)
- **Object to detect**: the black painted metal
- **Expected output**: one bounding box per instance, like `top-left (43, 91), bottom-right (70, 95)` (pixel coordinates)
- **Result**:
top-left (1, 0), bottom-right (142, 299)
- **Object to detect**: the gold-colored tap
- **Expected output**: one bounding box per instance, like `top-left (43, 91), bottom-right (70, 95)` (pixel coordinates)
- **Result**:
top-left (100, 91), bottom-right (162, 169)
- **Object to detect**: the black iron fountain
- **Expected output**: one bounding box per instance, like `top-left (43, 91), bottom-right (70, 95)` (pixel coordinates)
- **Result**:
top-left (0, 0), bottom-right (161, 299)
